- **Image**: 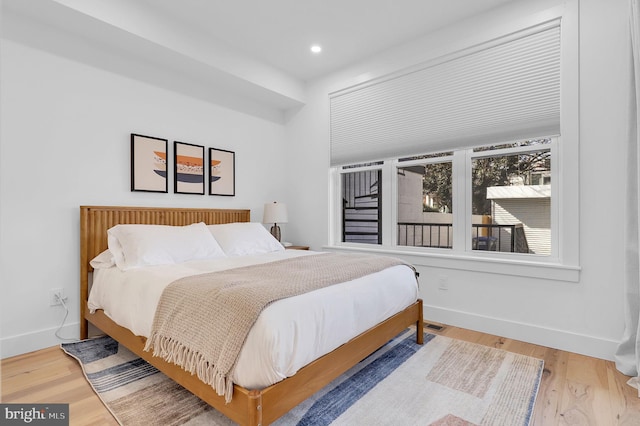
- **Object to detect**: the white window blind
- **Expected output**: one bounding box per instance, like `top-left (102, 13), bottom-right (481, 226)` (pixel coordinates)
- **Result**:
top-left (330, 21), bottom-right (561, 166)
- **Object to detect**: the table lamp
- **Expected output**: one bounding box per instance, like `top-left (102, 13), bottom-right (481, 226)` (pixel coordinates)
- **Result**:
top-left (263, 202), bottom-right (288, 242)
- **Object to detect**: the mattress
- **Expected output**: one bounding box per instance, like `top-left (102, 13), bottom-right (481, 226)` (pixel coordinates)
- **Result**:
top-left (88, 250), bottom-right (418, 389)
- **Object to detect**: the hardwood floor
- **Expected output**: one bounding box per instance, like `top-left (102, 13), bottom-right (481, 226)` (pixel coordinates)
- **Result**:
top-left (2, 324), bottom-right (640, 425)
top-left (1, 344), bottom-right (118, 426)
top-left (436, 325), bottom-right (640, 426)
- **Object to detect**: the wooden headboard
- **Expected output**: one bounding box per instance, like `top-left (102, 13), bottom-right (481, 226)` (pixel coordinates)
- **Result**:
top-left (79, 205), bottom-right (251, 338)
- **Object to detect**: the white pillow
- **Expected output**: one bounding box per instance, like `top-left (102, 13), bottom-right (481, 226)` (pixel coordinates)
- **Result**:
top-left (89, 249), bottom-right (116, 269)
top-left (207, 222), bottom-right (284, 256)
top-left (108, 222), bottom-right (226, 270)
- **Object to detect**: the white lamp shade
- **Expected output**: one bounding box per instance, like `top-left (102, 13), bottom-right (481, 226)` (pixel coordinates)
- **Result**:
top-left (263, 202), bottom-right (288, 224)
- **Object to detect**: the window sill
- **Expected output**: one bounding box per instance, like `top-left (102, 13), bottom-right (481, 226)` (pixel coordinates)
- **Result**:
top-left (322, 244), bottom-right (580, 282)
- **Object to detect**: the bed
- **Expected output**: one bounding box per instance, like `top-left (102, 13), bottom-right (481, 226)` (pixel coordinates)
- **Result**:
top-left (80, 205), bottom-right (424, 426)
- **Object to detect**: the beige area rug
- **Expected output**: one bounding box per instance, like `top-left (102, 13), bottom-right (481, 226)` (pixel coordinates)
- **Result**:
top-left (61, 329), bottom-right (543, 425)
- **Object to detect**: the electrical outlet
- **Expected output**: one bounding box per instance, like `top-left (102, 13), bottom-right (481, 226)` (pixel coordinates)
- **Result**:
top-left (49, 288), bottom-right (66, 306)
top-left (438, 275), bottom-right (449, 291)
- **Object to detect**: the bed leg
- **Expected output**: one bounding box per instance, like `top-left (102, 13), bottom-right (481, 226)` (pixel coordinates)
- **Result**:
top-left (247, 389), bottom-right (263, 426)
top-left (416, 299), bottom-right (424, 345)
top-left (80, 302), bottom-right (89, 340)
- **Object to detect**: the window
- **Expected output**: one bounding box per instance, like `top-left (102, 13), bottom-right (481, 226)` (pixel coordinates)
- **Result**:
top-left (341, 165), bottom-right (382, 244)
top-left (470, 140), bottom-right (552, 255)
top-left (393, 138), bottom-right (554, 257)
top-left (393, 141), bottom-right (552, 256)
top-left (328, 3), bottom-right (579, 281)
top-left (397, 155), bottom-right (453, 249)
top-left (338, 138), bottom-right (555, 258)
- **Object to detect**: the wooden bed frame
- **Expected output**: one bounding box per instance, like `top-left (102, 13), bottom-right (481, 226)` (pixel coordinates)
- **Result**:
top-left (80, 205), bottom-right (424, 426)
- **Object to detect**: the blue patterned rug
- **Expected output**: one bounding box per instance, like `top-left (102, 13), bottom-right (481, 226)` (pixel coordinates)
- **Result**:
top-left (61, 329), bottom-right (543, 425)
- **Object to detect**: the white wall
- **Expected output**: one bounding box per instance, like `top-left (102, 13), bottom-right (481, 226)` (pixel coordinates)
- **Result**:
top-left (285, 0), bottom-right (629, 360)
top-left (0, 39), bottom-right (288, 358)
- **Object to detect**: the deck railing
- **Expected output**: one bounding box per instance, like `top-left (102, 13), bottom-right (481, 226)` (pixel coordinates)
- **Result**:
top-left (397, 222), bottom-right (453, 249)
top-left (397, 222), bottom-right (529, 252)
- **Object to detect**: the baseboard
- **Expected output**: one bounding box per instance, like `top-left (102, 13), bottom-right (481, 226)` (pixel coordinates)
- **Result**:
top-left (1, 322), bottom-right (80, 359)
top-left (2, 309), bottom-right (620, 362)
top-left (424, 304), bottom-right (620, 361)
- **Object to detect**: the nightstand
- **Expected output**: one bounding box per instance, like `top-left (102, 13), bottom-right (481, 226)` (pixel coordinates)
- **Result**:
top-left (285, 245), bottom-right (310, 250)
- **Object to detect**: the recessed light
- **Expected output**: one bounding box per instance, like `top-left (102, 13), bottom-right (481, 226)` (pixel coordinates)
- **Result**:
top-left (310, 45), bottom-right (322, 54)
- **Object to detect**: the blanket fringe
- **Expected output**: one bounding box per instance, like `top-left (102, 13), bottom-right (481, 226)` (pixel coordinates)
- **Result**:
top-left (144, 333), bottom-right (235, 403)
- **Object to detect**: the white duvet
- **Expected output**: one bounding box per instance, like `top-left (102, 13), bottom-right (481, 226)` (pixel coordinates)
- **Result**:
top-left (88, 250), bottom-right (418, 390)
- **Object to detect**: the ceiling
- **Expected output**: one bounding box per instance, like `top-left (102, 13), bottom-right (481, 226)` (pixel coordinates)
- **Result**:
top-left (2, 0), bottom-right (520, 118)
top-left (136, 0), bottom-right (518, 82)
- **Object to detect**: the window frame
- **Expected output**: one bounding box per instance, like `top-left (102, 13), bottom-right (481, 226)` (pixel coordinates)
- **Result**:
top-left (464, 139), bottom-right (557, 260)
top-left (389, 138), bottom-right (557, 259)
top-left (329, 136), bottom-right (578, 282)
top-left (395, 154), bottom-right (455, 250)
top-left (339, 164), bottom-right (384, 245)
top-left (327, 1), bottom-right (579, 282)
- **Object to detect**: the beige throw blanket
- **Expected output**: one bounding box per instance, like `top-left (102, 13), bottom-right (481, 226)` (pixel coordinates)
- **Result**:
top-left (143, 252), bottom-right (415, 402)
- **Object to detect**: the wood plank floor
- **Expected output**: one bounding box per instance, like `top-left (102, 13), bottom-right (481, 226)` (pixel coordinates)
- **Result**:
top-left (2, 324), bottom-right (640, 425)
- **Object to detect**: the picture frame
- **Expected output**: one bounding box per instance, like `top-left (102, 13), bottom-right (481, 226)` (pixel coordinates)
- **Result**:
top-left (130, 134), bottom-right (168, 193)
top-left (174, 141), bottom-right (205, 195)
top-left (209, 148), bottom-right (235, 196)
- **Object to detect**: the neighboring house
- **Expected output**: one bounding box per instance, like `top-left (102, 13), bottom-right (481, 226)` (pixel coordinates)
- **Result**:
top-left (487, 185), bottom-right (551, 255)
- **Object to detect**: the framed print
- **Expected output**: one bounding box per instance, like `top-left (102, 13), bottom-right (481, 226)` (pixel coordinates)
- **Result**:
top-left (131, 134), bottom-right (168, 193)
top-left (209, 148), bottom-right (235, 196)
top-left (174, 141), bottom-right (205, 195)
